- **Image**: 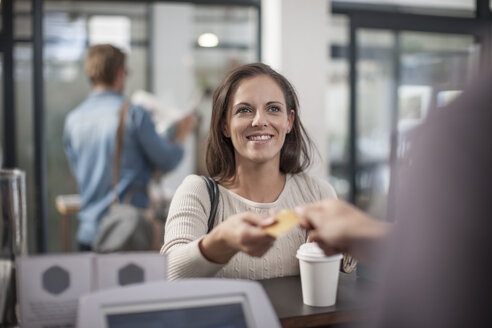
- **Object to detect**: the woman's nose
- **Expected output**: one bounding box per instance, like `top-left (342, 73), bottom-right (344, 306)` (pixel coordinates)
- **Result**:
top-left (252, 111), bottom-right (268, 127)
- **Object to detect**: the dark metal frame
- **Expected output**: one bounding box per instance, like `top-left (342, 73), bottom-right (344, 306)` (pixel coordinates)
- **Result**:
top-left (332, 0), bottom-right (492, 206)
top-left (146, 4), bottom-right (154, 92)
top-left (6, 0), bottom-right (260, 253)
top-left (1, 0), bottom-right (15, 169)
top-left (33, 0), bottom-right (48, 252)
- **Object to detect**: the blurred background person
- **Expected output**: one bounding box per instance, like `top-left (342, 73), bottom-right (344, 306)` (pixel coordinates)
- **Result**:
top-left (162, 63), bottom-right (342, 280)
top-left (63, 44), bottom-right (196, 251)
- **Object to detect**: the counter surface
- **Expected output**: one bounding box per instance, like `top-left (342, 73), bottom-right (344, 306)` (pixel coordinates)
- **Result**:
top-left (259, 273), bottom-right (372, 328)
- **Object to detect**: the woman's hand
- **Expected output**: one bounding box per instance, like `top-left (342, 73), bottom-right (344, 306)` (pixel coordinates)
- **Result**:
top-left (199, 211), bottom-right (276, 264)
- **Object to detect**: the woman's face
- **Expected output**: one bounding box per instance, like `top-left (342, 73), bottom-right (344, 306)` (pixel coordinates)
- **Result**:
top-left (223, 75), bottom-right (294, 168)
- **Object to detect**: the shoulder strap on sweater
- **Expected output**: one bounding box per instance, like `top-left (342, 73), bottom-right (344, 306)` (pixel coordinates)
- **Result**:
top-left (201, 175), bottom-right (219, 233)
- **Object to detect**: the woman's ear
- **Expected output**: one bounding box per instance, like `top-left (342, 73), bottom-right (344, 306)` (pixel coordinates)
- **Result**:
top-left (222, 121), bottom-right (230, 138)
top-left (288, 110), bottom-right (295, 132)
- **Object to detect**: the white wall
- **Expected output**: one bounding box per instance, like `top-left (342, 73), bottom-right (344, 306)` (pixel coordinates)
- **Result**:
top-left (152, 3), bottom-right (196, 195)
top-left (262, 0), bottom-right (330, 178)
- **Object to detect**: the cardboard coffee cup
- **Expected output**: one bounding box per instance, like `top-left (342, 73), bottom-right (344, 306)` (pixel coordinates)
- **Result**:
top-left (296, 243), bottom-right (342, 307)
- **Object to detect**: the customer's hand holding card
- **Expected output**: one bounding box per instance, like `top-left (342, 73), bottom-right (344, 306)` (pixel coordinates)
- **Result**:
top-left (263, 209), bottom-right (301, 237)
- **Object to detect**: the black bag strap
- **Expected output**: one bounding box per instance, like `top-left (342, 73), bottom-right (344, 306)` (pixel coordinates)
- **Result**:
top-left (201, 175), bottom-right (219, 233)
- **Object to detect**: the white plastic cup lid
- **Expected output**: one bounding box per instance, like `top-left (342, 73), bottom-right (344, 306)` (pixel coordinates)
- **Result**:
top-left (296, 243), bottom-right (343, 262)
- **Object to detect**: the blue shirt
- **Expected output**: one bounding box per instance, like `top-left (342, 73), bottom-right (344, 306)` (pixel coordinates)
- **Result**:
top-left (63, 90), bottom-right (184, 244)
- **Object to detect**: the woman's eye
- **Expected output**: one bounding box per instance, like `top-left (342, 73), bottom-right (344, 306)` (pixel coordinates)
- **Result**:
top-left (236, 107), bottom-right (252, 114)
top-left (268, 106), bottom-right (281, 112)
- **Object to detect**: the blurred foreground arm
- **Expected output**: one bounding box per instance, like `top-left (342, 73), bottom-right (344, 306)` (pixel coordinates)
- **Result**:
top-left (296, 199), bottom-right (391, 263)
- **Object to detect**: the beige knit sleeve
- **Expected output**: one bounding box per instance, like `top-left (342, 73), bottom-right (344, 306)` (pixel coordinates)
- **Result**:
top-left (161, 175), bottom-right (224, 279)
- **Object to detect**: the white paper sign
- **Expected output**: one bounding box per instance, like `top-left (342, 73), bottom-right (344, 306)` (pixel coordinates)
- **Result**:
top-left (95, 252), bottom-right (166, 290)
top-left (17, 252), bottom-right (167, 328)
top-left (17, 254), bottom-right (93, 328)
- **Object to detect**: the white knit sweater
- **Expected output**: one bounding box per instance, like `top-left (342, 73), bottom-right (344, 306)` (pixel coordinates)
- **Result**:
top-left (161, 173), bottom-right (336, 280)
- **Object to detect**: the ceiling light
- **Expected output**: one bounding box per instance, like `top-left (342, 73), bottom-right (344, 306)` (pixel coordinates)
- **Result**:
top-left (198, 33), bottom-right (219, 48)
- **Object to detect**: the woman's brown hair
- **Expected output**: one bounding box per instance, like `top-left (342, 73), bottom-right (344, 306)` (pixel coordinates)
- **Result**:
top-left (205, 62), bottom-right (313, 182)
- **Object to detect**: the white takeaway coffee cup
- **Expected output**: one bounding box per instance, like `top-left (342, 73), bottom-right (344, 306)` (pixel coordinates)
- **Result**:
top-left (296, 242), bottom-right (343, 307)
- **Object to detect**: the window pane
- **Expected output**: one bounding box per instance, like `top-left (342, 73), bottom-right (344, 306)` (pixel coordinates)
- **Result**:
top-left (14, 0), bottom-right (31, 40)
top-left (353, 28), bottom-right (480, 220)
top-left (357, 29), bottom-right (394, 165)
top-left (356, 29), bottom-right (394, 218)
top-left (43, 1), bottom-right (149, 252)
top-left (396, 31), bottom-right (479, 166)
top-left (398, 32), bottom-right (479, 141)
top-left (88, 16), bottom-right (131, 50)
top-left (328, 14), bottom-right (351, 200)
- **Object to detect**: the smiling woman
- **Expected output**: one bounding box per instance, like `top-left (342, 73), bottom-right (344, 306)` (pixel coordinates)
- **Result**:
top-left (207, 63), bottom-right (312, 183)
top-left (162, 63), bottom-right (341, 280)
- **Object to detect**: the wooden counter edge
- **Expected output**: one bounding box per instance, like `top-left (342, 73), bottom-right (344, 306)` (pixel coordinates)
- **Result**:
top-left (280, 308), bottom-right (369, 328)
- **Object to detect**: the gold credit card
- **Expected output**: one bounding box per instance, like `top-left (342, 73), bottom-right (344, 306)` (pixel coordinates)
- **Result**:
top-left (263, 209), bottom-right (301, 237)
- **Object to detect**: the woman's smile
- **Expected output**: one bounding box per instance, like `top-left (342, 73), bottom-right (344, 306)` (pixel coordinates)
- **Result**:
top-left (246, 133), bottom-right (274, 143)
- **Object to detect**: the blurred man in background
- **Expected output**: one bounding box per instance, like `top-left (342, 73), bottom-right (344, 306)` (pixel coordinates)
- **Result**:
top-left (63, 44), bottom-right (195, 251)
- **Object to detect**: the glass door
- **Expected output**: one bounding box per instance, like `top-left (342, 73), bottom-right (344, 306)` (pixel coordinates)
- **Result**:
top-left (355, 29), bottom-right (396, 219)
top-left (328, 7), bottom-right (483, 221)
top-left (355, 29), bottom-right (479, 219)
top-left (397, 31), bottom-right (478, 135)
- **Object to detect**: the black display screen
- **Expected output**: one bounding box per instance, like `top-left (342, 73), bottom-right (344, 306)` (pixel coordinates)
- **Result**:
top-left (106, 302), bottom-right (249, 328)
